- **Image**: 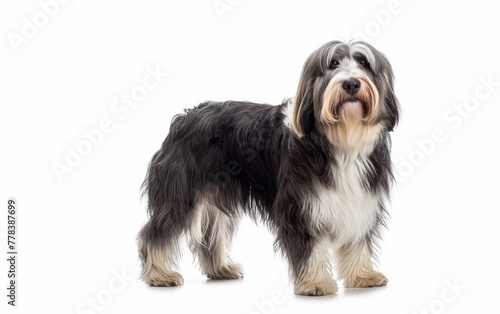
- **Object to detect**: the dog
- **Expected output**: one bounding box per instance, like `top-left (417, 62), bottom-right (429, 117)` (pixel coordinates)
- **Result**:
top-left (137, 40), bottom-right (400, 296)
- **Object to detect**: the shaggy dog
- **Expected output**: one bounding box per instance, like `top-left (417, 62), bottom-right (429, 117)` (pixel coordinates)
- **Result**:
top-left (137, 40), bottom-right (400, 296)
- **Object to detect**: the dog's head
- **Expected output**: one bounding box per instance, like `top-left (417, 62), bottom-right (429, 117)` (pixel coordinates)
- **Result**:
top-left (292, 41), bottom-right (400, 145)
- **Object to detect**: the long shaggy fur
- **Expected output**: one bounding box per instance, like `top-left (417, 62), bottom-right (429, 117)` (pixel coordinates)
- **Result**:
top-left (137, 40), bottom-right (400, 295)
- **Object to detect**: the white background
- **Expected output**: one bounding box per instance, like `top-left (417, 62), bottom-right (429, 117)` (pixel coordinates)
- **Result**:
top-left (1, 0), bottom-right (499, 313)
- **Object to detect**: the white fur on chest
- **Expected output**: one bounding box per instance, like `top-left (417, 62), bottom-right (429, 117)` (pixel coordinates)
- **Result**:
top-left (307, 148), bottom-right (380, 245)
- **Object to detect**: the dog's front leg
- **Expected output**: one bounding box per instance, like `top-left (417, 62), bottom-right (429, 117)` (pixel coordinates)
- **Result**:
top-left (335, 238), bottom-right (388, 288)
top-left (278, 229), bottom-right (337, 296)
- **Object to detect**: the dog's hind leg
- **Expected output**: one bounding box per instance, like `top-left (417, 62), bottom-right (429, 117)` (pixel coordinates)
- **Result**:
top-left (188, 201), bottom-right (244, 280)
top-left (137, 218), bottom-right (184, 287)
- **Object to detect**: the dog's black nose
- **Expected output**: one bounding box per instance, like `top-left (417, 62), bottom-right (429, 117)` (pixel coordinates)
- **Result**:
top-left (342, 78), bottom-right (361, 95)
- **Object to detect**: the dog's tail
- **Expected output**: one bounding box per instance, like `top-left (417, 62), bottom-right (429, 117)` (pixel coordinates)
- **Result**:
top-left (140, 149), bottom-right (177, 242)
top-left (141, 149), bottom-right (165, 216)
top-left (140, 129), bottom-right (194, 242)
top-left (138, 152), bottom-right (163, 267)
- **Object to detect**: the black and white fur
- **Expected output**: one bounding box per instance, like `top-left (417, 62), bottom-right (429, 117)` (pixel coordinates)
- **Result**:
top-left (137, 40), bottom-right (400, 296)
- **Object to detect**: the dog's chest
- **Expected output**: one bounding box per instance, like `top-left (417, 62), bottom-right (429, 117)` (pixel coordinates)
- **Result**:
top-left (308, 152), bottom-right (379, 244)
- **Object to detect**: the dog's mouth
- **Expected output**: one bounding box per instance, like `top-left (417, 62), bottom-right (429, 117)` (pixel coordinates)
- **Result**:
top-left (333, 98), bottom-right (369, 118)
top-left (321, 76), bottom-right (379, 125)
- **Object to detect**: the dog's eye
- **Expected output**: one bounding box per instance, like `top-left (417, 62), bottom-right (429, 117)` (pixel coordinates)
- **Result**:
top-left (329, 60), bottom-right (339, 69)
top-left (358, 59), bottom-right (370, 67)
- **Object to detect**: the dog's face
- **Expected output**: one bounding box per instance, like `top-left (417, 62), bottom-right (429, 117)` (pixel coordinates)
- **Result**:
top-left (292, 41), bottom-right (400, 145)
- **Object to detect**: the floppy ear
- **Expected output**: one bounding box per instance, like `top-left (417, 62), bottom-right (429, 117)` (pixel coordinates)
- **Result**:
top-left (384, 86), bottom-right (401, 132)
top-left (292, 76), bottom-right (315, 137)
top-left (357, 41), bottom-right (401, 132)
top-left (381, 60), bottom-right (401, 132)
top-left (374, 48), bottom-right (400, 132)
